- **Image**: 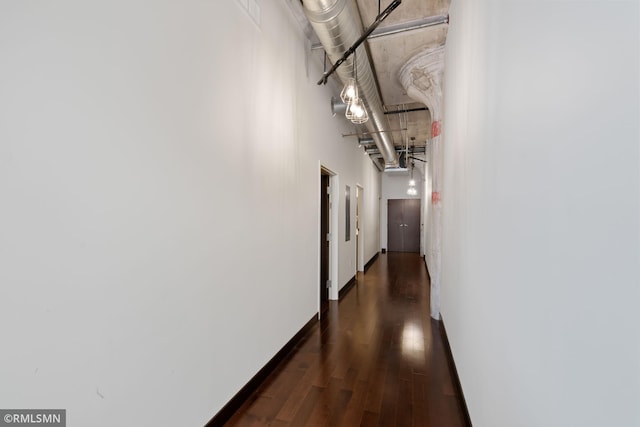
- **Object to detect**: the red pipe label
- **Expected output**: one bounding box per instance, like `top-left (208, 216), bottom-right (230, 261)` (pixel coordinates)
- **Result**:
top-left (431, 120), bottom-right (441, 137)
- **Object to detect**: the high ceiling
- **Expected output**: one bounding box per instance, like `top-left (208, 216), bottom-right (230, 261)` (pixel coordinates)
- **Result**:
top-left (290, 0), bottom-right (451, 167)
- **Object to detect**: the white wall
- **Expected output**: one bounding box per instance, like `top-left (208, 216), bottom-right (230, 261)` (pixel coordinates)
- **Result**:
top-left (442, 1), bottom-right (639, 426)
top-left (360, 157), bottom-right (383, 268)
top-left (380, 166), bottom-right (424, 251)
top-left (0, 1), bottom-right (380, 425)
top-left (329, 152), bottom-right (382, 295)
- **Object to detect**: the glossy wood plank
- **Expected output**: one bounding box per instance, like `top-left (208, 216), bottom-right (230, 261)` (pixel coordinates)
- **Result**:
top-left (223, 253), bottom-right (469, 427)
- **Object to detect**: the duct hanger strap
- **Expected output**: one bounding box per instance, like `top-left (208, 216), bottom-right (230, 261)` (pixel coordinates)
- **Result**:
top-left (384, 106), bottom-right (428, 115)
top-left (317, 0), bottom-right (402, 85)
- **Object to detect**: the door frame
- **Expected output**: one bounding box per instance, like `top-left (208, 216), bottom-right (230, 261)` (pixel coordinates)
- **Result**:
top-left (319, 164), bottom-right (339, 316)
top-left (356, 184), bottom-right (364, 271)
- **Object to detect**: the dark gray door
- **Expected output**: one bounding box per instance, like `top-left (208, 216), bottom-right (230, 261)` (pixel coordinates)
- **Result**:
top-left (387, 199), bottom-right (420, 253)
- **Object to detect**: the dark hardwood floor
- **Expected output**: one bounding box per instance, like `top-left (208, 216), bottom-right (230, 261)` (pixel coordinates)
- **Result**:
top-left (223, 252), bottom-right (469, 427)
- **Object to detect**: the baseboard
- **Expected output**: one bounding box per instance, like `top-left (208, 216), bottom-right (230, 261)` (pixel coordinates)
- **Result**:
top-left (205, 314), bottom-right (319, 426)
top-left (338, 253), bottom-right (381, 301)
top-left (338, 275), bottom-right (357, 300)
top-left (364, 252), bottom-right (379, 272)
top-left (439, 317), bottom-right (473, 426)
top-left (423, 255), bottom-right (431, 281)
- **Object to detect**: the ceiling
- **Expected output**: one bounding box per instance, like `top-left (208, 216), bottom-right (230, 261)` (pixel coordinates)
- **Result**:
top-left (290, 0), bottom-right (451, 168)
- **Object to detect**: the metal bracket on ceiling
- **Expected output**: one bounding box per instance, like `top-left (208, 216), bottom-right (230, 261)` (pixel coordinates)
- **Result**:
top-left (384, 107), bottom-right (428, 115)
top-left (342, 128), bottom-right (407, 138)
top-left (368, 14), bottom-right (449, 40)
top-left (317, 0), bottom-right (402, 85)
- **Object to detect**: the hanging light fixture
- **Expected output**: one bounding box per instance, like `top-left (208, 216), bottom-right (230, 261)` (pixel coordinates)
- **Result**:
top-left (340, 78), bottom-right (357, 104)
top-left (341, 49), bottom-right (368, 124)
top-left (407, 160), bottom-right (417, 196)
top-left (346, 97), bottom-right (369, 124)
top-left (341, 50), bottom-right (358, 104)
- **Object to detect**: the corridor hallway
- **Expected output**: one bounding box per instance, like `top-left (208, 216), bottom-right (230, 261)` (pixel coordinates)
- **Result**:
top-left (223, 253), bottom-right (469, 426)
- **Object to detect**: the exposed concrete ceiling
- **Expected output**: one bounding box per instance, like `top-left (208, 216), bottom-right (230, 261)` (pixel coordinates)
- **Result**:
top-left (358, 0), bottom-right (449, 158)
top-left (290, 0), bottom-right (450, 167)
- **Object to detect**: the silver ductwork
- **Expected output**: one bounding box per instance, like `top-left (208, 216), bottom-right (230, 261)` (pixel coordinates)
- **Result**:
top-left (330, 96), bottom-right (348, 116)
top-left (303, 0), bottom-right (399, 168)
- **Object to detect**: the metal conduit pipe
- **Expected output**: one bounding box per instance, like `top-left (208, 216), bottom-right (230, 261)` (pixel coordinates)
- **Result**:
top-left (358, 137), bottom-right (375, 145)
top-left (302, 0), bottom-right (399, 168)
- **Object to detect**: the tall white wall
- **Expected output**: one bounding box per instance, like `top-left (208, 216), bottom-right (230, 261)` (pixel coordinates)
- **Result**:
top-left (441, 1), bottom-right (640, 426)
top-left (333, 152), bottom-right (382, 291)
top-left (0, 1), bottom-right (380, 425)
top-left (360, 156), bottom-right (383, 267)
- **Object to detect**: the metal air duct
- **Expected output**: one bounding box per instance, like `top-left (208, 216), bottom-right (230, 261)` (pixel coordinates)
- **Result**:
top-left (303, 0), bottom-right (399, 168)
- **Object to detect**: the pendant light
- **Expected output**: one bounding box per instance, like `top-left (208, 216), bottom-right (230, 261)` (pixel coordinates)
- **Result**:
top-left (407, 160), bottom-right (417, 196)
top-left (346, 97), bottom-right (369, 124)
top-left (342, 50), bottom-right (368, 124)
top-left (340, 78), bottom-right (357, 104)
